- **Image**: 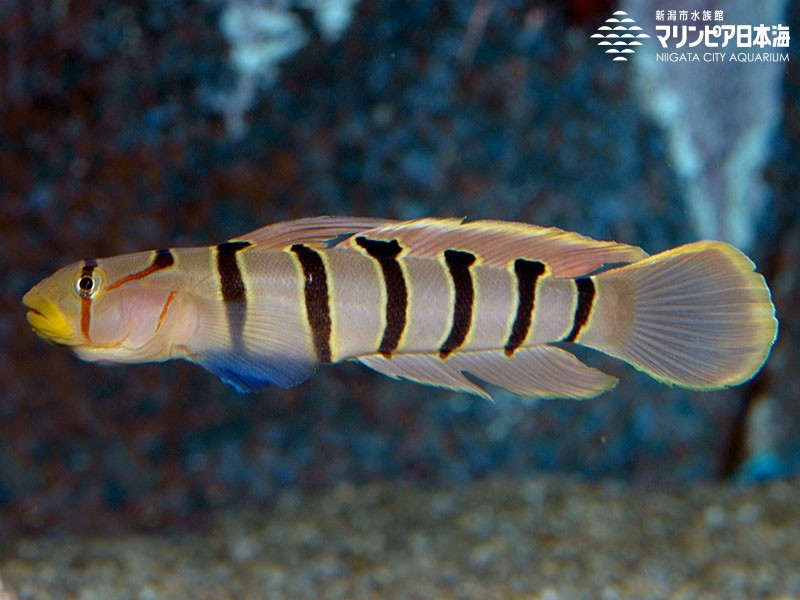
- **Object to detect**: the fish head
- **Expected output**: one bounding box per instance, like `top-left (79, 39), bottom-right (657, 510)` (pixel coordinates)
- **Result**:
top-left (23, 252), bottom-right (180, 363)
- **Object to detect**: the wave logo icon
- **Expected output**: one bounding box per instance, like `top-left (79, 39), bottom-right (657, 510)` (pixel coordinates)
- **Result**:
top-left (591, 10), bottom-right (650, 61)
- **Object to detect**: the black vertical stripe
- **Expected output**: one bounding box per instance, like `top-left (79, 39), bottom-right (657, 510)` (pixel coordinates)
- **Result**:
top-left (564, 277), bottom-right (595, 342)
top-left (504, 259), bottom-right (546, 355)
top-left (291, 244), bottom-right (333, 363)
top-left (79, 258), bottom-right (98, 340)
top-left (81, 258), bottom-right (98, 273)
top-left (153, 248), bottom-right (175, 270)
top-left (79, 258), bottom-right (98, 288)
top-left (355, 236), bottom-right (408, 358)
top-left (217, 241), bottom-right (250, 301)
top-left (439, 249), bottom-right (477, 359)
top-left (216, 241), bottom-right (251, 349)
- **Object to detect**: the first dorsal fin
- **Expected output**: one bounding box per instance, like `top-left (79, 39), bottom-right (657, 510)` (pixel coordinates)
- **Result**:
top-left (345, 218), bottom-right (649, 277)
top-left (232, 216), bottom-right (398, 249)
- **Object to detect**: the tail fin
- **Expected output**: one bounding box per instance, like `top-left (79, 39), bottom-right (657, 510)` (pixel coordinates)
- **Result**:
top-left (584, 241), bottom-right (777, 390)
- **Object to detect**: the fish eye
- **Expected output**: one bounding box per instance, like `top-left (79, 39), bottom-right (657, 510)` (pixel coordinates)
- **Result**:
top-left (73, 271), bottom-right (102, 298)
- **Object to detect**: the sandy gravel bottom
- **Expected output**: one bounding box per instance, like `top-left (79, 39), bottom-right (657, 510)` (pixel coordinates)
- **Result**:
top-left (2, 477), bottom-right (799, 599)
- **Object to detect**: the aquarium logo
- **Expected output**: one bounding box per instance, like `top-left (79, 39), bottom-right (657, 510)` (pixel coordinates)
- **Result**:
top-left (591, 10), bottom-right (650, 61)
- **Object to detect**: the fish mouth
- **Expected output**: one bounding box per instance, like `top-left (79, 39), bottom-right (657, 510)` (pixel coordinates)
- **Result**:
top-left (23, 289), bottom-right (77, 346)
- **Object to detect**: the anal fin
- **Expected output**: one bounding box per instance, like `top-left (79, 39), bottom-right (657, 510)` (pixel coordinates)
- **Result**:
top-left (357, 345), bottom-right (617, 400)
top-left (358, 352), bottom-right (491, 400)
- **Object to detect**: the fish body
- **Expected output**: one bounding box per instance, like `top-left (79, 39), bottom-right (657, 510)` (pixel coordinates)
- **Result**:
top-left (23, 217), bottom-right (778, 399)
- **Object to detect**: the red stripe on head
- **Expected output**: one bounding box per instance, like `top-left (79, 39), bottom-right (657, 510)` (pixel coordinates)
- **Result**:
top-left (107, 249), bottom-right (174, 291)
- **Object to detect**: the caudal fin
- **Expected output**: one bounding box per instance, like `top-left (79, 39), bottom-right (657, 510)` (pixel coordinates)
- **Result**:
top-left (585, 241), bottom-right (777, 390)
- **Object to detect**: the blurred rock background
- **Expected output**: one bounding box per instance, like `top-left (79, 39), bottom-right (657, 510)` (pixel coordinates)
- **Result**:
top-left (1, 0), bottom-right (798, 541)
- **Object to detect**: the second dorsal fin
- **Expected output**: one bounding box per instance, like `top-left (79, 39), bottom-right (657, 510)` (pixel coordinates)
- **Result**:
top-left (344, 218), bottom-right (649, 277)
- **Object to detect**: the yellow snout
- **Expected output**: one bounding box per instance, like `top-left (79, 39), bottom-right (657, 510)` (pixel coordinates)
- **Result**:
top-left (23, 289), bottom-right (76, 345)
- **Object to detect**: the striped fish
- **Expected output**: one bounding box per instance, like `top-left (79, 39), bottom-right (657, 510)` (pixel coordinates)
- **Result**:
top-left (23, 217), bottom-right (777, 399)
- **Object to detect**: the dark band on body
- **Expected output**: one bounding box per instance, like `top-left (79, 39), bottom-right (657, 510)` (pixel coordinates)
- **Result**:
top-left (439, 249), bottom-right (477, 359)
top-left (355, 237), bottom-right (407, 358)
top-left (80, 258), bottom-right (98, 340)
top-left (216, 241), bottom-right (251, 350)
top-left (291, 244), bottom-right (332, 363)
top-left (504, 259), bottom-right (546, 356)
top-left (563, 276), bottom-right (595, 343)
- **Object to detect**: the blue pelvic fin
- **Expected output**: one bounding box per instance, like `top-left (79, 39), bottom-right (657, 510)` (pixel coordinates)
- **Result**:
top-left (190, 352), bottom-right (317, 393)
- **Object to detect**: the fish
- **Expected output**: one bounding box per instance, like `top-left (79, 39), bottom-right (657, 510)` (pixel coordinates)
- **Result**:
top-left (23, 216), bottom-right (778, 400)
